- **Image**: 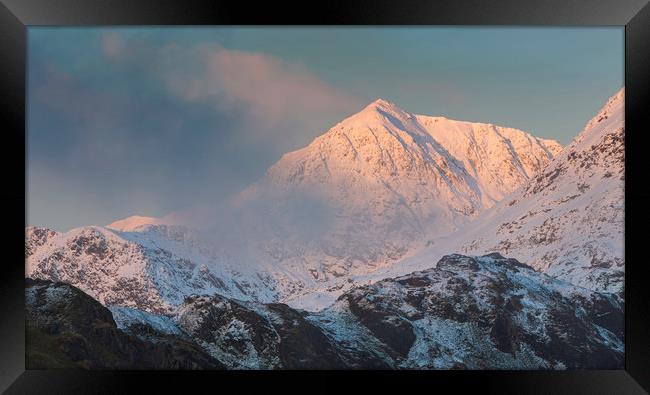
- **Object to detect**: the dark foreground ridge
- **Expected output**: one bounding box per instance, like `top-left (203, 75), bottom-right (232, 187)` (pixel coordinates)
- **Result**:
top-left (25, 278), bottom-right (224, 369)
top-left (25, 253), bottom-right (624, 369)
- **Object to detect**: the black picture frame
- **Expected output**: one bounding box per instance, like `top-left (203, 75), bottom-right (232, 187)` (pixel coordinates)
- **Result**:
top-left (1, 0), bottom-right (649, 393)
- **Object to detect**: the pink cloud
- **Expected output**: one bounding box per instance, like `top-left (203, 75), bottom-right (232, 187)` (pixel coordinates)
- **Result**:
top-left (93, 35), bottom-right (365, 151)
top-left (167, 44), bottom-right (362, 125)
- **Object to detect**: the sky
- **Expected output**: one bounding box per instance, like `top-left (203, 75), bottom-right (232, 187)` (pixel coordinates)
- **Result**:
top-left (27, 27), bottom-right (624, 231)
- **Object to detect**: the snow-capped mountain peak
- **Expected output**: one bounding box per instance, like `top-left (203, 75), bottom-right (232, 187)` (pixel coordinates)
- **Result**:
top-left (25, 90), bottom-right (626, 369)
top-left (230, 99), bottom-right (564, 286)
top-left (357, 97), bottom-right (414, 120)
top-left (366, 97), bottom-right (400, 109)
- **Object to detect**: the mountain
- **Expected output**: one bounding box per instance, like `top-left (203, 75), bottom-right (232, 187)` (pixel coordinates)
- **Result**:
top-left (448, 89), bottom-right (625, 295)
top-left (25, 227), bottom-right (59, 257)
top-left (174, 295), bottom-right (354, 369)
top-left (235, 99), bottom-right (562, 282)
top-left (26, 99), bottom-right (562, 313)
top-left (285, 88), bottom-right (626, 308)
top-left (27, 253), bottom-right (622, 369)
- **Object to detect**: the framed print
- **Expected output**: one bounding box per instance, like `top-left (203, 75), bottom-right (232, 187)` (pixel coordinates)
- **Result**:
top-left (1, 0), bottom-right (649, 393)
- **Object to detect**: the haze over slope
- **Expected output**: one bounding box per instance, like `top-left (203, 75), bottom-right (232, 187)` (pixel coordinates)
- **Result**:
top-left (226, 98), bottom-right (561, 281)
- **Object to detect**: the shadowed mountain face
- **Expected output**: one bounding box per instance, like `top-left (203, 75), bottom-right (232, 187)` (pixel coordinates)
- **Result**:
top-left (26, 253), bottom-right (623, 370)
top-left (175, 253), bottom-right (623, 369)
top-left (174, 295), bottom-right (356, 369)
top-left (308, 253), bottom-right (623, 369)
top-left (25, 278), bottom-right (224, 369)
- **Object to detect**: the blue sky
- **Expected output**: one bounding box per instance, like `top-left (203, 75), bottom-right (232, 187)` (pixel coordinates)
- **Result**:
top-left (27, 27), bottom-right (624, 231)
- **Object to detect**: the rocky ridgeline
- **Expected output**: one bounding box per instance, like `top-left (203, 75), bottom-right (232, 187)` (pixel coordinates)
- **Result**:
top-left (26, 253), bottom-right (623, 370)
top-left (25, 278), bottom-right (223, 369)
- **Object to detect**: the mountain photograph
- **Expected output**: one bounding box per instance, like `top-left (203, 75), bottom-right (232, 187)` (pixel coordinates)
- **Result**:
top-left (26, 27), bottom-right (624, 370)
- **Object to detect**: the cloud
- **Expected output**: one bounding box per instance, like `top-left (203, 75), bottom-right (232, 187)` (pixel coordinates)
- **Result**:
top-left (96, 32), bottom-right (364, 149)
top-left (34, 64), bottom-right (124, 130)
top-left (166, 44), bottom-right (361, 125)
top-left (29, 32), bottom-right (364, 230)
top-left (165, 185), bottom-right (338, 255)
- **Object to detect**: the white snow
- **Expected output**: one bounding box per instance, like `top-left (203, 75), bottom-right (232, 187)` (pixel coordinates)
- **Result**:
top-left (446, 88), bottom-right (625, 294)
top-left (109, 305), bottom-right (183, 335)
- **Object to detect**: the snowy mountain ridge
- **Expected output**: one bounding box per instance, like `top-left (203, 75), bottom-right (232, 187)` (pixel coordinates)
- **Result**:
top-left (26, 224), bottom-right (298, 314)
top-left (453, 88), bottom-right (625, 294)
top-left (284, 88), bottom-right (625, 308)
top-left (371, 88), bottom-right (625, 296)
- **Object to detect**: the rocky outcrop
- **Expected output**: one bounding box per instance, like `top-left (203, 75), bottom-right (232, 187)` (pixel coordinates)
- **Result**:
top-left (174, 295), bottom-right (347, 369)
top-left (310, 253), bottom-right (623, 369)
top-left (170, 253), bottom-right (623, 370)
top-left (25, 278), bottom-right (224, 369)
top-left (25, 227), bottom-right (59, 258)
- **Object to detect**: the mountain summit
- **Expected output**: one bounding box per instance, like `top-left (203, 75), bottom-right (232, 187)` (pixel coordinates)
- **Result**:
top-left (237, 99), bottom-right (562, 282)
top-left (263, 98), bottom-right (561, 205)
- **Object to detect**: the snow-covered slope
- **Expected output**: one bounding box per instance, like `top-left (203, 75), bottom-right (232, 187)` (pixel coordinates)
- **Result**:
top-left (232, 99), bottom-right (560, 282)
top-left (109, 305), bottom-right (184, 336)
top-left (26, 253), bottom-right (624, 370)
top-left (25, 224), bottom-right (300, 313)
top-left (446, 89), bottom-right (625, 294)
